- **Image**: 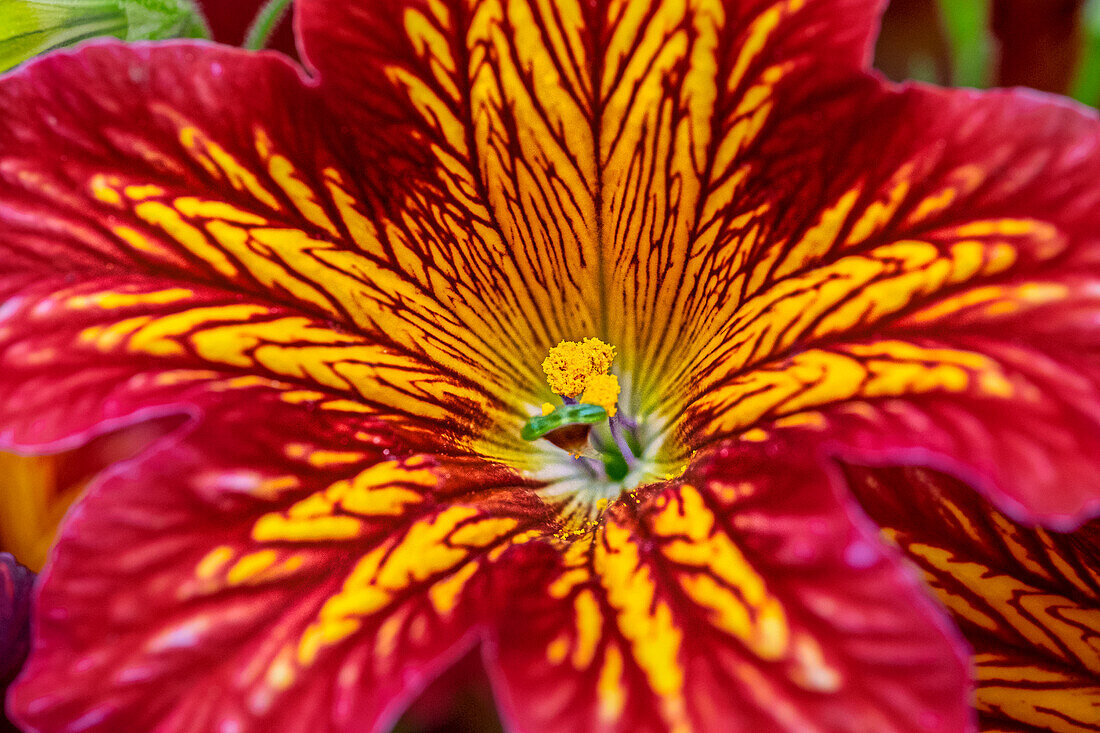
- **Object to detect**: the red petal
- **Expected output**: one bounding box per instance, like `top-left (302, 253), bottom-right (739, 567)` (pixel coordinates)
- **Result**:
top-left (9, 391), bottom-right (547, 732)
top-left (488, 440), bottom-right (972, 732)
top-left (295, 0), bottom-right (886, 379)
top-left (0, 43), bottom-right (515, 449)
top-left (846, 464), bottom-right (1100, 731)
top-left (0, 273), bottom-right (494, 449)
top-left (681, 83), bottom-right (1100, 526)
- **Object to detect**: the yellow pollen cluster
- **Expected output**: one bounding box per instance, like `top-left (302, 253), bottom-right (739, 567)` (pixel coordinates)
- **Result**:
top-left (541, 338), bottom-right (616, 398)
top-left (581, 373), bottom-right (621, 417)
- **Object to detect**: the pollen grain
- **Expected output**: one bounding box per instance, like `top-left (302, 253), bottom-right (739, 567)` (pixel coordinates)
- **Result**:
top-left (541, 337), bottom-right (615, 397)
top-left (581, 373), bottom-right (621, 417)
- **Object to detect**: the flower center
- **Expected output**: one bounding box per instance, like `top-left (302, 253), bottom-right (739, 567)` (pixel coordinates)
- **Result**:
top-left (521, 338), bottom-right (665, 535)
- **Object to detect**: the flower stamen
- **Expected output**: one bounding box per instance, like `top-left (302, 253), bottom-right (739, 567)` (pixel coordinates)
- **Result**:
top-left (541, 338), bottom-right (615, 398)
top-left (525, 338), bottom-right (639, 484)
top-left (580, 372), bottom-right (620, 417)
top-left (523, 338), bottom-right (667, 527)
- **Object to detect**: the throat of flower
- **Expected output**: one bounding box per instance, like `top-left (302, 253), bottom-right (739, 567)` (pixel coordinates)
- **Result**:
top-left (523, 338), bottom-right (637, 483)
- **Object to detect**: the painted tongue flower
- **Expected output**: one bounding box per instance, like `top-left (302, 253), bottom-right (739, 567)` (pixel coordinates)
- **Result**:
top-left (2, 0), bottom-right (1100, 730)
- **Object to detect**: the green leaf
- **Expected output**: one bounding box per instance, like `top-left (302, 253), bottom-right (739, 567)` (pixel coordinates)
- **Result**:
top-left (520, 403), bottom-right (608, 442)
top-left (1072, 0), bottom-right (1100, 105)
top-left (118, 0), bottom-right (206, 41)
top-left (0, 0), bottom-right (208, 73)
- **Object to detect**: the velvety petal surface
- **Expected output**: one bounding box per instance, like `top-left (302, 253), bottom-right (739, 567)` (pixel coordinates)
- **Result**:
top-left (295, 0), bottom-right (885, 391)
top-left (677, 83), bottom-right (1100, 526)
top-left (0, 42), bottom-right (528, 456)
top-left (847, 464), bottom-right (1100, 732)
top-left (0, 42), bottom-right (547, 731)
top-left (296, 0), bottom-right (1100, 525)
top-left (489, 441), bottom-right (972, 732)
top-left (10, 389), bottom-right (548, 732)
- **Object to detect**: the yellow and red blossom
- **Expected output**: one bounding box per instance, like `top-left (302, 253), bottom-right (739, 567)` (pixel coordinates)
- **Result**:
top-left (0, 0), bottom-right (1099, 730)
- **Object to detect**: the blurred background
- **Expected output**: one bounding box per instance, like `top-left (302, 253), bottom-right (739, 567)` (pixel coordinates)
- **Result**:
top-left (876, 0), bottom-right (1099, 101)
top-left (1, 0), bottom-right (1099, 730)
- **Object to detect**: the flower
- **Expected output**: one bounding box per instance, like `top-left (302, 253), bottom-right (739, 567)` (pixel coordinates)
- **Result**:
top-left (1, 0), bottom-right (1099, 730)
